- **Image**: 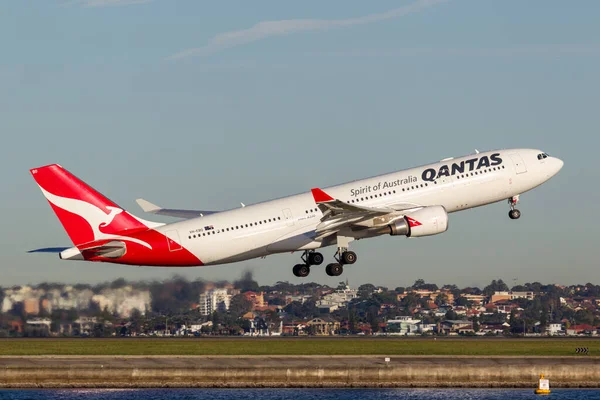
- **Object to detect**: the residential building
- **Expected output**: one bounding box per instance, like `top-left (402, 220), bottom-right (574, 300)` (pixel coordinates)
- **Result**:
top-left (306, 317), bottom-right (340, 335)
top-left (198, 288), bottom-right (232, 316)
top-left (566, 324), bottom-right (596, 336)
top-left (386, 316), bottom-right (421, 335)
top-left (285, 294), bottom-right (312, 304)
top-left (244, 292), bottom-right (266, 309)
top-left (491, 291), bottom-right (535, 303)
top-left (316, 284), bottom-right (357, 310)
top-left (461, 294), bottom-right (486, 305)
top-left (546, 323), bottom-right (563, 336)
top-left (440, 320), bottom-right (474, 335)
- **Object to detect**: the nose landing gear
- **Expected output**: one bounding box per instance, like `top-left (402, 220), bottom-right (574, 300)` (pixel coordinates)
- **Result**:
top-left (508, 195), bottom-right (521, 220)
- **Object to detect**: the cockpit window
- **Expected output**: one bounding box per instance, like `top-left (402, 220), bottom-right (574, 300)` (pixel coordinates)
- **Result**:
top-left (537, 153), bottom-right (549, 160)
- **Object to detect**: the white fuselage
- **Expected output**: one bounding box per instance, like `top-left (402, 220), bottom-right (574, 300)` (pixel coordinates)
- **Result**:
top-left (156, 148), bottom-right (563, 265)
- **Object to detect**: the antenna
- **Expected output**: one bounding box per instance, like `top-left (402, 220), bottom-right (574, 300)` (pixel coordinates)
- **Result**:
top-left (474, 149), bottom-right (480, 154)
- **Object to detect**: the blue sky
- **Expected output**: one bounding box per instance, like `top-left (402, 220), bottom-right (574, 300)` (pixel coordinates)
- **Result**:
top-left (1, 0), bottom-right (599, 288)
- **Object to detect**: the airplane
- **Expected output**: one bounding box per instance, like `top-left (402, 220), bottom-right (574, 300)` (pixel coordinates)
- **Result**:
top-left (29, 148), bottom-right (563, 277)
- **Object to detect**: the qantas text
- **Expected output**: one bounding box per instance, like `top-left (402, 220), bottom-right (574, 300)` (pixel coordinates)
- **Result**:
top-left (421, 153), bottom-right (503, 182)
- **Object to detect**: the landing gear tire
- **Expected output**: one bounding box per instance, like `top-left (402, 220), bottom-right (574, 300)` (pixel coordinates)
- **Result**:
top-left (308, 252), bottom-right (324, 266)
top-left (508, 195), bottom-right (521, 220)
top-left (293, 264), bottom-right (310, 278)
top-left (325, 263), bottom-right (344, 277)
top-left (341, 251), bottom-right (357, 265)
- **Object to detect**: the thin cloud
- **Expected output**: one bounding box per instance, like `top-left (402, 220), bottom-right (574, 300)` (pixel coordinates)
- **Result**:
top-left (68, 0), bottom-right (151, 7)
top-left (167, 0), bottom-right (450, 60)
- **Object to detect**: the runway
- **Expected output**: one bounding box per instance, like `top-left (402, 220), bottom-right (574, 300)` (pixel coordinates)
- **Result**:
top-left (1, 355), bottom-right (599, 388)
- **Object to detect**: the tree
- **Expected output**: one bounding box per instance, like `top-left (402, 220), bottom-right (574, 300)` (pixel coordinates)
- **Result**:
top-left (445, 310), bottom-right (459, 320)
top-left (412, 279), bottom-right (438, 291)
top-left (110, 278), bottom-right (128, 289)
top-left (358, 284), bottom-right (376, 299)
top-left (539, 305), bottom-right (548, 334)
top-left (400, 293), bottom-right (419, 309)
top-left (348, 308), bottom-right (358, 334)
top-left (574, 309), bottom-right (595, 325)
top-left (229, 294), bottom-right (253, 318)
top-left (129, 308), bottom-right (144, 334)
top-left (471, 315), bottom-right (480, 332)
top-left (435, 293), bottom-right (449, 306)
top-left (367, 310), bottom-right (379, 333)
top-left (509, 309), bottom-right (523, 335)
top-left (413, 279), bottom-right (425, 288)
top-left (150, 277), bottom-right (203, 314)
top-left (211, 311), bottom-right (221, 333)
top-left (461, 287), bottom-right (482, 295)
top-left (100, 306), bottom-right (113, 323)
top-left (265, 310), bottom-right (281, 329)
top-left (525, 282), bottom-right (543, 293)
top-left (480, 312), bottom-right (505, 325)
top-left (454, 297), bottom-right (473, 308)
top-left (373, 291), bottom-right (397, 305)
top-left (483, 279), bottom-right (510, 296)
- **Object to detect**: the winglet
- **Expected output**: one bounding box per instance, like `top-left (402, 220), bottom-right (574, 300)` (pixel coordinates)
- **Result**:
top-left (136, 198), bottom-right (161, 213)
top-left (311, 188), bottom-right (335, 203)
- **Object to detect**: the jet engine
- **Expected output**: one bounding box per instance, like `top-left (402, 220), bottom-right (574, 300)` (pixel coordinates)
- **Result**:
top-left (379, 206), bottom-right (449, 238)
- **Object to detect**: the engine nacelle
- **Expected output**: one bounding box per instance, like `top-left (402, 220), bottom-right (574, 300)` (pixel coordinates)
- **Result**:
top-left (381, 206), bottom-right (448, 237)
top-left (404, 205), bottom-right (448, 237)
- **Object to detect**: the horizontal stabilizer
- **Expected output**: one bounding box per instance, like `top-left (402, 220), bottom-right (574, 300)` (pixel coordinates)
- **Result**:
top-left (136, 198), bottom-right (218, 219)
top-left (28, 247), bottom-right (70, 253)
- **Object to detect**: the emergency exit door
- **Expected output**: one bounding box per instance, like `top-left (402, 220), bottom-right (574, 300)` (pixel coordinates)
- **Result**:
top-left (166, 230), bottom-right (182, 251)
top-left (282, 208), bottom-right (294, 227)
top-left (509, 153), bottom-right (528, 174)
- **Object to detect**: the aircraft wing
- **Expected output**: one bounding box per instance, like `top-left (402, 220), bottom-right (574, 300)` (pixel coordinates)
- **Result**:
top-left (136, 198), bottom-right (218, 219)
top-left (310, 188), bottom-right (417, 240)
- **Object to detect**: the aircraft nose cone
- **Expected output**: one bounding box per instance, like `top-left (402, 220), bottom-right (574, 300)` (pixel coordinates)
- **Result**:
top-left (551, 157), bottom-right (564, 176)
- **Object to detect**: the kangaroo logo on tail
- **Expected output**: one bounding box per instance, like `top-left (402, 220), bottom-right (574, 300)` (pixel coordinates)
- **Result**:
top-left (39, 186), bottom-right (152, 249)
top-left (31, 164), bottom-right (158, 249)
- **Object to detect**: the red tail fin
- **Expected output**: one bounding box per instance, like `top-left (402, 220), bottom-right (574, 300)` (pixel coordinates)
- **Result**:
top-left (30, 164), bottom-right (148, 246)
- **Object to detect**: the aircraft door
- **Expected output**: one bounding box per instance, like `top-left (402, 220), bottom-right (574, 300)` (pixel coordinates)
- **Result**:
top-left (166, 230), bottom-right (182, 251)
top-left (282, 208), bottom-right (294, 227)
top-left (510, 154), bottom-right (528, 174)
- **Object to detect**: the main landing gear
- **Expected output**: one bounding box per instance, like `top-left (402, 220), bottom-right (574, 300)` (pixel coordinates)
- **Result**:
top-left (291, 242), bottom-right (358, 278)
top-left (292, 250), bottom-right (324, 278)
top-left (508, 195), bottom-right (521, 220)
top-left (325, 243), bottom-right (357, 277)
